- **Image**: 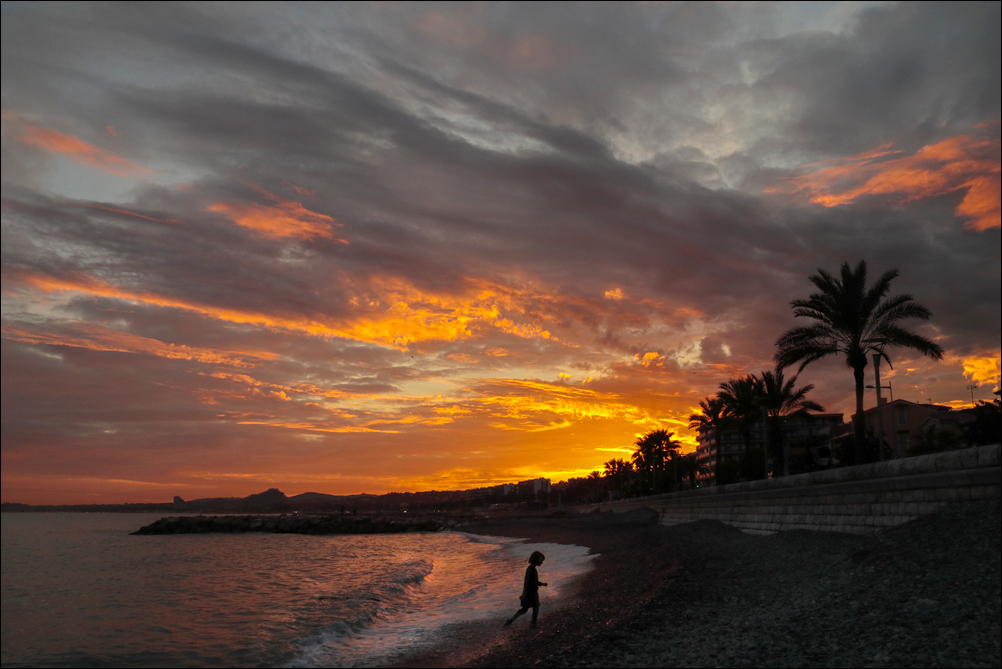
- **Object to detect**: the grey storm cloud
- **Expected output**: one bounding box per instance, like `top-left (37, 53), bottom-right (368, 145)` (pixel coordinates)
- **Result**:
top-left (2, 1), bottom-right (997, 346)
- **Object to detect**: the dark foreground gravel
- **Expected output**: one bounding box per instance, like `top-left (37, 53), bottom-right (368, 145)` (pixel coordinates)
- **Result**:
top-left (449, 499), bottom-right (1000, 668)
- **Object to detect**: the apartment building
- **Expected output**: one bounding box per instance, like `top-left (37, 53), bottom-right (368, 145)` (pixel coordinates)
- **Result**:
top-left (855, 399), bottom-right (973, 456)
top-left (695, 412), bottom-right (844, 485)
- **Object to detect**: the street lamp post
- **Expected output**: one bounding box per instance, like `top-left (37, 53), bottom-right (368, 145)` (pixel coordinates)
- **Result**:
top-left (863, 338), bottom-right (890, 463)
top-left (871, 353), bottom-right (886, 462)
top-left (867, 378), bottom-right (893, 457)
top-left (757, 397), bottom-right (770, 479)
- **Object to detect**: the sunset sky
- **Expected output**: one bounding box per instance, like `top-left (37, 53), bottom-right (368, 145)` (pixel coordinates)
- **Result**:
top-left (2, 2), bottom-right (999, 504)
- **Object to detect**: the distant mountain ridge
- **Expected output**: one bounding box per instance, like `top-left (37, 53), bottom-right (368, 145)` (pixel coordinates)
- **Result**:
top-left (172, 488), bottom-right (346, 512)
top-left (4, 487), bottom-right (457, 514)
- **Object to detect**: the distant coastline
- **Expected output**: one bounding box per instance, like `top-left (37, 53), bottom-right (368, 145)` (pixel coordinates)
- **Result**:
top-left (1, 483), bottom-right (561, 515)
top-left (2, 501), bottom-right (176, 513)
top-left (3, 487), bottom-right (421, 515)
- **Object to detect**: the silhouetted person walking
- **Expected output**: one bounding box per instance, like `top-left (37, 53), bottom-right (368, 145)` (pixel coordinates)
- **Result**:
top-left (504, 551), bottom-right (547, 628)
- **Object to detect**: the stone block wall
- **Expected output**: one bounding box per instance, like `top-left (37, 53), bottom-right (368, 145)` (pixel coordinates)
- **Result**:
top-left (598, 444), bottom-right (1000, 535)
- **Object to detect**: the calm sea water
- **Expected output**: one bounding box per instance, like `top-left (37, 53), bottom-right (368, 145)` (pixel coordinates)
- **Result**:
top-left (1, 513), bottom-right (593, 667)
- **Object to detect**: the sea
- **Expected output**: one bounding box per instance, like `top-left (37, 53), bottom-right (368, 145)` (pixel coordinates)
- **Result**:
top-left (1, 513), bottom-right (594, 667)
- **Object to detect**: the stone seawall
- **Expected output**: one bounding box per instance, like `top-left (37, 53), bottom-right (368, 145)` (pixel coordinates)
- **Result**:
top-left (592, 444), bottom-right (1000, 535)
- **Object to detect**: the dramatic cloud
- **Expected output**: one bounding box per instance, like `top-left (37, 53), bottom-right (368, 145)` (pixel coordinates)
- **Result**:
top-left (207, 187), bottom-right (345, 241)
top-left (2, 2), bottom-right (999, 503)
top-left (767, 130), bottom-right (1001, 231)
top-left (2, 112), bottom-right (154, 178)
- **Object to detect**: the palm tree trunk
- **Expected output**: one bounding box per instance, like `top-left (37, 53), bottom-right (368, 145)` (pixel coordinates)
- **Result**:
top-left (713, 428), bottom-right (721, 486)
top-left (853, 363), bottom-right (866, 462)
top-left (769, 419), bottom-right (784, 477)
top-left (742, 427), bottom-right (752, 479)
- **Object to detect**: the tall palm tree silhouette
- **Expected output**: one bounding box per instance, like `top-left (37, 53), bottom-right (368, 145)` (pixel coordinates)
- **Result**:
top-left (775, 261), bottom-right (943, 454)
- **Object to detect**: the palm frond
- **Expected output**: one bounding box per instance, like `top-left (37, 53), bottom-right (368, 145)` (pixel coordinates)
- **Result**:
top-left (775, 324), bottom-right (840, 369)
top-left (861, 268), bottom-right (899, 316)
top-left (874, 323), bottom-right (945, 360)
top-left (875, 299), bottom-right (932, 325)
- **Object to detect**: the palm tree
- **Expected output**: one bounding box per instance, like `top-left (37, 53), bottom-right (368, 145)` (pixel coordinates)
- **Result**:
top-left (587, 470), bottom-right (604, 502)
top-left (689, 396), bottom-right (724, 484)
top-left (603, 458), bottom-right (633, 497)
top-left (631, 435), bottom-right (655, 494)
top-left (775, 260), bottom-right (943, 452)
top-left (718, 375), bottom-right (763, 478)
top-left (759, 368), bottom-right (824, 476)
top-left (675, 452), bottom-right (708, 489)
top-left (632, 429), bottom-right (679, 493)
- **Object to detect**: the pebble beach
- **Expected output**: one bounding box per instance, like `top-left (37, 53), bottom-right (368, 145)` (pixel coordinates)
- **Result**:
top-left (399, 500), bottom-right (1000, 668)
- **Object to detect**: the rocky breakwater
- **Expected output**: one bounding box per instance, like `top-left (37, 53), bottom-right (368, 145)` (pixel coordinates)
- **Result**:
top-left (132, 514), bottom-right (443, 535)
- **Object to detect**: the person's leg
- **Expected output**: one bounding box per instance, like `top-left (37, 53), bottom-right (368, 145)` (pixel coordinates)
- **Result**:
top-left (530, 604), bottom-right (539, 626)
top-left (504, 607), bottom-right (529, 626)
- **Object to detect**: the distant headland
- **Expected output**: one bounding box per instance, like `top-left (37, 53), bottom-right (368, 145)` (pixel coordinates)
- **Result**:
top-left (1, 485), bottom-right (520, 515)
top-left (2, 478), bottom-right (558, 514)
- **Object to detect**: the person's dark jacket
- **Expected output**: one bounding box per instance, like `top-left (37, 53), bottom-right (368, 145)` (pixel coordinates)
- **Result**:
top-left (519, 564), bottom-right (540, 607)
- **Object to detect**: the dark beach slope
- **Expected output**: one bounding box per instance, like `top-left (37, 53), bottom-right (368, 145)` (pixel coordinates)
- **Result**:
top-left (392, 507), bottom-right (678, 668)
top-left (401, 500), bottom-right (1000, 668)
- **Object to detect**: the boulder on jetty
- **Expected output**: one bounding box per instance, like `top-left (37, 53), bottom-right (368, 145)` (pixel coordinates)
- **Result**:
top-left (132, 514), bottom-right (442, 536)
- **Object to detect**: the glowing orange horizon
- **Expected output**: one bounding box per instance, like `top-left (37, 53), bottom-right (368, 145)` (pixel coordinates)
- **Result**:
top-left (5, 270), bottom-right (988, 506)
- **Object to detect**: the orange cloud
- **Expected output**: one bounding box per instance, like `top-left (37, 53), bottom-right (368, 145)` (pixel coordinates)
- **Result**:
top-left (414, 12), bottom-right (571, 71)
top-left (236, 420), bottom-right (403, 434)
top-left (207, 371), bottom-right (361, 401)
top-left (507, 34), bottom-right (567, 71)
top-left (3, 112), bottom-right (152, 178)
top-left (962, 352), bottom-right (1001, 389)
top-left (2, 322), bottom-right (278, 367)
top-left (208, 188), bottom-right (344, 241)
top-left (636, 351), bottom-right (664, 367)
top-left (18, 272), bottom-right (559, 351)
top-left (415, 12), bottom-right (486, 49)
top-left (82, 204), bottom-right (179, 224)
top-left (767, 131), bottom-right (1001, 231)
top-left (471, 379), bottom-right (673, 432)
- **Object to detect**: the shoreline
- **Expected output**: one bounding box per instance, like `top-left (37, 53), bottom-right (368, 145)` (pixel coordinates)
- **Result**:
top-left (391, 508), bottom-right (672, 668)
top-left (394, 500), bottom-right (1000, 668)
